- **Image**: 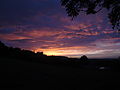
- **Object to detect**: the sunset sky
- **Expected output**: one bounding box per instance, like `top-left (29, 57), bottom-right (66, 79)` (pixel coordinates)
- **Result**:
top-left (0, 0), bottom-right (120, 58)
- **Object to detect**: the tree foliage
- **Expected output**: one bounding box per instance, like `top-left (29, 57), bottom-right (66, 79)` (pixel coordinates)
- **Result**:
top-left (61, 0), bottom-right (120, 30)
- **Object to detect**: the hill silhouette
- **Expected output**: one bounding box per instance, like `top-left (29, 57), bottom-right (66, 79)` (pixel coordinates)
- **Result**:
top-left (0, 41), bottom-right (47, 61)
top-left (0, 41), bottom-right (120, 89)
top-left (0, 41), bottom-right (120, 69)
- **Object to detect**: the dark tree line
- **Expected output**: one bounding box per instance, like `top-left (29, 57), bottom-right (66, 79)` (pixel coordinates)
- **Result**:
top-left (61, 0), bottom-right (120, 31)
top-left (0, 41), bottom-right (46, 61)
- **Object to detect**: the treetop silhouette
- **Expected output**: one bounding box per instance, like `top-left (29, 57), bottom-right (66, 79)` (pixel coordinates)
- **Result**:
top-left (61, 0), bottom-right (120, 31)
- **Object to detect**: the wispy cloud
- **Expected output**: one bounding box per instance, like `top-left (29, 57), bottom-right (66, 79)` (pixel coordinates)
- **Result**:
top-left (0, 0), bottom-right (119, 58)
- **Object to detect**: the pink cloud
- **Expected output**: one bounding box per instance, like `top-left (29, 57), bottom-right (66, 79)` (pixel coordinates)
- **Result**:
top-left (64, 23), bottom-right (92, 30)
top-left (0, 34), bottom-right (30, 40)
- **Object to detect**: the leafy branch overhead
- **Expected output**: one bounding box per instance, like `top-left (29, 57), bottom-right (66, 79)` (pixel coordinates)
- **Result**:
top-left (61, 0), bottom-right (120, 30)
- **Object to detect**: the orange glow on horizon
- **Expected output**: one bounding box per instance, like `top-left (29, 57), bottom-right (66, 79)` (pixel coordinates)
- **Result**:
top-left (33, 46), bottom-right (102, 57)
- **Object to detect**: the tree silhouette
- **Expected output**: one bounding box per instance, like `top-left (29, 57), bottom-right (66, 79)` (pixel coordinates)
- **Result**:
top-left (61, 0), bottom-right (120, 30)
top-left (80, 55), bottom-right (88, 63)
top-left (0, 41), bottom-right (47, 60)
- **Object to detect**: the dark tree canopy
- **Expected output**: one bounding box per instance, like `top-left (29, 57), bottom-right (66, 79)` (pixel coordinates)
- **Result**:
top-left (80, 55), bottom-right (88, 60)
top-left (61, 0), bottom-right (120, 30)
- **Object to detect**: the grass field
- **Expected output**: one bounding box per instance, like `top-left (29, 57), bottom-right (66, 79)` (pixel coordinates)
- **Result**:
top-left (0, 58), bottom-right (120, 89)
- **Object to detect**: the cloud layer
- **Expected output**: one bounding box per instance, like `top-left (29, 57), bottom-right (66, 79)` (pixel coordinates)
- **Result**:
top-left (0, 0), bottom-right (120, 58)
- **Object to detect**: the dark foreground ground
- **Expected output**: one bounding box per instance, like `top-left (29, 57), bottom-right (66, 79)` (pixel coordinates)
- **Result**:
top-left (0, 58), bottom-right (120, 90)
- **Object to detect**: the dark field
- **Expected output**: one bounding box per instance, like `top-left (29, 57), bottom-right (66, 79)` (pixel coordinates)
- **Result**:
top-left (0, 58), bottom-right (120, 89)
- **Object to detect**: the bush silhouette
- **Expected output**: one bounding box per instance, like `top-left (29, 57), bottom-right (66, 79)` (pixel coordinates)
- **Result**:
top-left (80, 55), bottom-right (88, 63)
